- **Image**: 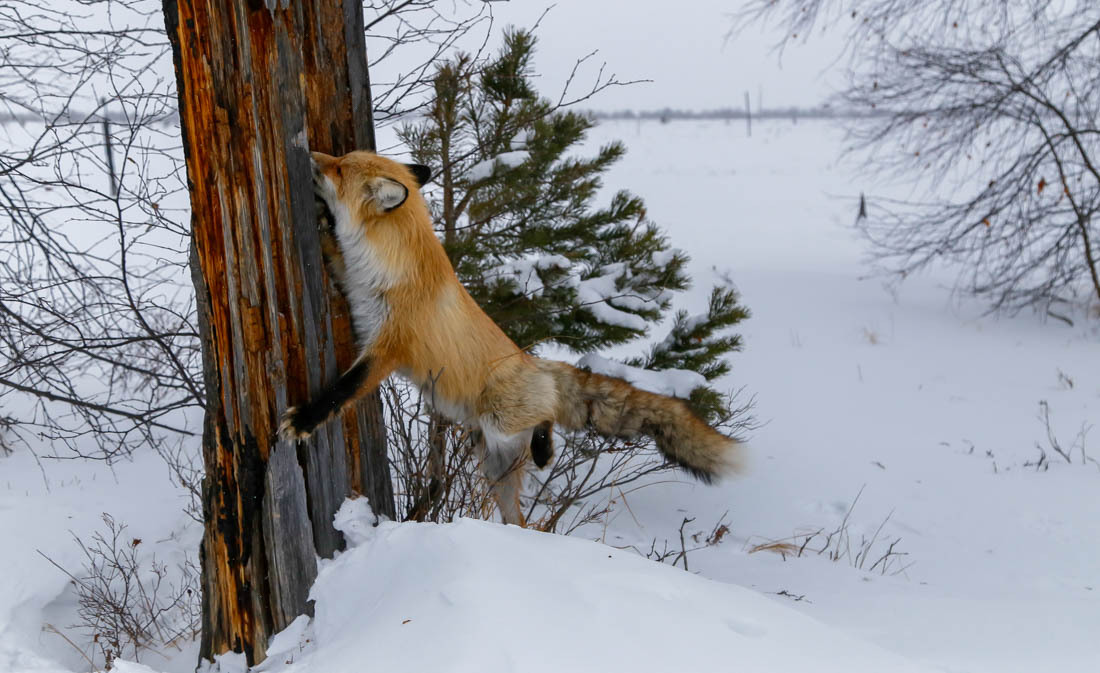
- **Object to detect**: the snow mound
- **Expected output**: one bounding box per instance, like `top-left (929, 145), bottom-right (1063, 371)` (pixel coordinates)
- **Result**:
top-left (259, 499), bottom-right (930, 673)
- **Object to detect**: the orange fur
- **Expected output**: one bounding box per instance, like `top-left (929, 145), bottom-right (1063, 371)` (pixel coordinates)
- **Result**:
top-left (280, 151), bottom-right (743, 525)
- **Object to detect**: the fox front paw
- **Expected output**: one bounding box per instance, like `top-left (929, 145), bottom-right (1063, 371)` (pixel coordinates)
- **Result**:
top-left (278, 406), bottom-right (315, 441)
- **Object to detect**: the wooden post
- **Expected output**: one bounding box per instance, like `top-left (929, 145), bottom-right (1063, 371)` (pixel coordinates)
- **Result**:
top-left (163, 0), bottom-right (394, 664)
top-left (744, 91), bottom-right (752, 137)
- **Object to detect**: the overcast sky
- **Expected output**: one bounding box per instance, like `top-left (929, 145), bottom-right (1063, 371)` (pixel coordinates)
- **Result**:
top-left (403, 0), bottom-right (849, 111)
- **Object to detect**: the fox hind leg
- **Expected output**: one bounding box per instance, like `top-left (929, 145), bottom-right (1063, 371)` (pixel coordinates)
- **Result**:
top-left (530, 420), bottom-right (554, 468)
top-left (487, 457), bottom-right (526, 528)
top-left (477, 422), bottom-right (530, 527)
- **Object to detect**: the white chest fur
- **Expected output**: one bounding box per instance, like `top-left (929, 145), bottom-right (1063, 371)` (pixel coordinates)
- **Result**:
top-left (328, 200), bottom-right (395, 351)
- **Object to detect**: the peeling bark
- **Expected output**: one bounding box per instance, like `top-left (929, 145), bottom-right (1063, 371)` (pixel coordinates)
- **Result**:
top-left (164, 0), bottom-right (394, 664)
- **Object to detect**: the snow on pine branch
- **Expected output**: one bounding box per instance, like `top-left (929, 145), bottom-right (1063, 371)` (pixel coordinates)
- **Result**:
top-left (575, 263), bottom-right (669, 332)
top-left (467, 150), bottom-right (530, 182)
top-left (486, 256), bottom-right (672, 332)
top-left (511, 128), bottom-right (533, 151)
top-left (484, 254), bottom-right (572, 297)
top-left (575, 273), bottom-right (649, 331)
top-left (655, 314), bottom-right (710, 354)
top-left (651, 248), bottom-right (679, 267)
top-left (577, 353), bottom-right (707, 400)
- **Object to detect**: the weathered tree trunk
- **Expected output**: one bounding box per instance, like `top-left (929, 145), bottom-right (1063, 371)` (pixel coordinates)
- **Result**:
top-left (163, 0), bottom-right (394, 664)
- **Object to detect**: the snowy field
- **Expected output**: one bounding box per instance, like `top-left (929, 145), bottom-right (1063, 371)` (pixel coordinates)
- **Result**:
top-left (581, 120), bottom-right (1100, 672)
top-left (2, 119), bottom-right (1098, 673)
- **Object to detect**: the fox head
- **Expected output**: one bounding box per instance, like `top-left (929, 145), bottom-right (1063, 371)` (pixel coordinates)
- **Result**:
top-left (310, 150), bottom-right (431, 223)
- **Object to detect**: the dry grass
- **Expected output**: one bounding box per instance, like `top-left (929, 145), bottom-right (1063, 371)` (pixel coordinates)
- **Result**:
top-left (746, 486), bottom-right (913, 577)
top-left (629, 513), bottom-right (733, 571)
top-left (748, 540), bottom-right (801, 557)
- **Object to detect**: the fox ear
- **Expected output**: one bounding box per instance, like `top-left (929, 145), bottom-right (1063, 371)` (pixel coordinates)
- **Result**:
top-left (369, 177), bottom-right (408, 212)
top-left (404, 163), bottom-right (431, 187)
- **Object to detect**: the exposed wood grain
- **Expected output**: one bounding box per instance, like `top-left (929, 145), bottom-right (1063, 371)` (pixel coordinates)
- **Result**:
top-left (164, 0), bottom-right (394, 664)
top-left (298, 0), bottom-right (393, 518)
top-left (263, 441), bottom-right (318, 630)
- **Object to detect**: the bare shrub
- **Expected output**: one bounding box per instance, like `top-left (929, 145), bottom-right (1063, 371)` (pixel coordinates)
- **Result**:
top-left (156, 438), bottom-right (203, 523)
top-left (39, 514), bottom-right (200, 669)
top-left (631, 514), bottom-right (732, 572)
top-left (1032, 399), bottom-right (1096, 470)
top-left (386, 376), bottom-right (755, 536)
top-left (747, 487), bottom-right (913, 577)
top-left (363, 0), bottom-right (497, 128)
top-left (0, 412), bottom-right (14, 455)
top-left (385, 378), bottom-right (497, 522)
top-left (738, 0), bottom-right (1100, 318)
top-left (0, 0), bottom-right (501, 466)
top-left (0, 0), bottom-right (201, 464)
top-left (526, 391), bottom-right (755, 535)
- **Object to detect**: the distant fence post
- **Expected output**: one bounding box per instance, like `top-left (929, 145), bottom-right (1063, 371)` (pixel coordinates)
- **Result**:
top-left (744, 91), bottom-right (752, 137)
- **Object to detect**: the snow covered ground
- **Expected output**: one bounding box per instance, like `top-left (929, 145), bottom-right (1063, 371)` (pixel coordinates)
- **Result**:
top-left (580, 119), bottom-right (1100, 673)
top-left (248, 498), bottom-right (929, 673)
top-left (2, 119), bottom-right (1097, 673)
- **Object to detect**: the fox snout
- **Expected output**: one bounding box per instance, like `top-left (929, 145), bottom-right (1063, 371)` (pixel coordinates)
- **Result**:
top-left (310, 151), bottom-right (340, 202)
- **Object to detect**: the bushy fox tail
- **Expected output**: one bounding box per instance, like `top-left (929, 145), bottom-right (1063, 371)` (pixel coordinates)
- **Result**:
top-left (544, 361), bottom-right (744, 481)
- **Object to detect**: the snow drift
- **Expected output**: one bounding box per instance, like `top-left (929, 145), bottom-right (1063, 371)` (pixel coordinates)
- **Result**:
top-left (252, 498), bottom-right (930, 673)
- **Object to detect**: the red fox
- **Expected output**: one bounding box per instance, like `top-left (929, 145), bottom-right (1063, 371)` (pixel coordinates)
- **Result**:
top-left (279, 150), bottom-right (743, 526)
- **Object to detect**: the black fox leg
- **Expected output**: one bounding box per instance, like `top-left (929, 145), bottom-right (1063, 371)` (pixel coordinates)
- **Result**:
top-left (278, 357), bottom-right (372, 441)
top-left (530, 420), bottom-right (554, 468)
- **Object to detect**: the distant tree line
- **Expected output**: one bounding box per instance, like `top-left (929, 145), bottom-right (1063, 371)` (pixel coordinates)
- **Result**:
top-left (589, 105), bottom-right (890, 122)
